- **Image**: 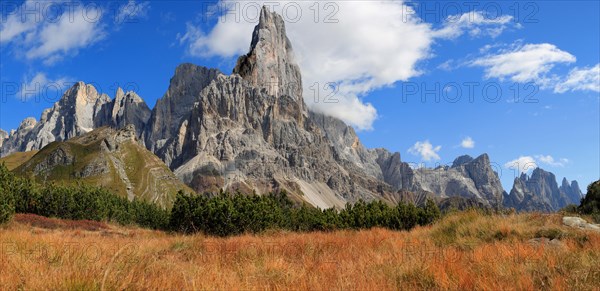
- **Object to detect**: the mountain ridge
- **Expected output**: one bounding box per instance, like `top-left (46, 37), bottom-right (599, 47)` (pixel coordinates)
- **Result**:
top-left (0, 6), bottom-right (584, 212)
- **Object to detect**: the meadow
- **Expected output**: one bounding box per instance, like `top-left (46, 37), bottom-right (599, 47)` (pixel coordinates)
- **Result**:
top-left (1, 211), bottom-right (599, 290)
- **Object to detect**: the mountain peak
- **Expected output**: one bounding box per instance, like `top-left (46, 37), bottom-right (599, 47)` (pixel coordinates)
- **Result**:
top-left (233, 6), bottom-right (303, 102)
top-left (451, 155), bottom-right (474, 167)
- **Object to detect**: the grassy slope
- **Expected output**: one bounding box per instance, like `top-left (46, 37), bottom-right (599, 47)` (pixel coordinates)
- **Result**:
top-left (11, 129), bottom-right (193, 208)
top-left (0, 150), bottom-right (39, 170)
top-left (0, 211), bottom-right (598, 290)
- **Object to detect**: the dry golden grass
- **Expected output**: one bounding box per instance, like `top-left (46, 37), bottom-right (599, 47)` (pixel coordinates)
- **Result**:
top-left (1, 211), bottom-right (599, 290)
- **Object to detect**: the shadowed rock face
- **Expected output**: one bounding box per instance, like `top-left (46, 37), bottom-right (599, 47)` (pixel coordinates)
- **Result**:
top-left (503, 168), bottom-right (582, 212)
top-left (559, 178), bottom-right (584, 205)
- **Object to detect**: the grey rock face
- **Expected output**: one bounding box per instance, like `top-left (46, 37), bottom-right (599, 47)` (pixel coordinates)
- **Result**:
top-left (0, 129), bottom-right (8, 149)
top-left (373, 152), bottom-right (504, 208)
top-left (1, 82), bottom-right (111, 157)
top-left (559, 178), bottom-right (584, 205)
top-left (95, 88), bottom-right (151, 137)
top-left (309, 111), bottom-right (382, 179)
top-left (233, 6), bottom-right (304, 113)
top-left (410, 154), bottom-right (504, 207)
top-left (1, 82), bottom-right (152, 157)
top-left (452, 155), bottom-right (474, 168)
top-left (144, 64), bottom-right (222, 152)
top-left (503, 168), bottom-right (575, 212)
top-left (374, 148), bottom-right (416, 191)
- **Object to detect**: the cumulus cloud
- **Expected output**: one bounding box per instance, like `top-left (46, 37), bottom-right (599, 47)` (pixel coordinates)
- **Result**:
top-left (504, 156), bottom-right (538, 174)
top-left (471, 43), bottom-right (576, 84)
top-left (178, 1), bottom-right (514, 130)
top-left (554, 64), bottom-right (600, 93)
top-left (505, 154), bottom-right (569, 174)
top-left (0, 0), bottom-right (106, 64)
top-left (19, 72), bottom-right (72, 100)
top-left (460, 137), bottom-right (475, 149)
top-left (433, 11), bottom-right (515, 39)
top-left (115, 0), bottom-right (151, 24)
top-left (408, 140), bottom-right (442, 161)
top-left (472, 42), bottom-right (599, 94)
top-left (536, 155), bottom-right (569, 167)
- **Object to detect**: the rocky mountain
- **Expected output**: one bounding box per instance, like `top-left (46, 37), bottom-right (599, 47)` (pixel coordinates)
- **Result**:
top-left (372, 152), bottom-right (504, 208)
top-left (559, 178), bottom-right (584, 205)
top-left (146, 7), bottom-right (393, 209)
top-left (0, 6), bottom-right (582, 212)
top-left (12, 125), bottom-right (191, 208)
top-left (0, 83), bottom-right (151, 158)
top-left (503, 168), bottom-right (582, 212)
top-left (96, 88), bottom-right (151, 137)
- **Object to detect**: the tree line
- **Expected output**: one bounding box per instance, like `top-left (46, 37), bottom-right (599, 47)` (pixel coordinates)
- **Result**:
top-left (168, 191), bottom-right (441, 236)
top-left (0, 163), bottom-right (441, 236)
top-left (0, 164), bottom-right (168, 228)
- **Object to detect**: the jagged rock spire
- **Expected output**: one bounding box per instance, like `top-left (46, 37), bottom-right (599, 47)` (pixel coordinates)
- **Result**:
top-left (233, 6), bottom-right (303, 103)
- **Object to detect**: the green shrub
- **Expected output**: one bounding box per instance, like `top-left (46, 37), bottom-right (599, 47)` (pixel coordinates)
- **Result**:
top-left (168, 192), bottom-right (443, 236)
top-left (579, 181), bottom-right (600, 220)
top-left (0, 164), bottom-right (168, 229)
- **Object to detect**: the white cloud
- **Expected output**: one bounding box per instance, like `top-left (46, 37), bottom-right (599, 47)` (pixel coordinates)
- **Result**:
top-left (505, 154), bottom-right (570, 174)
top-left (179, 1), bottom-right (514, 130)
top-left (433, 11), bottom-right (515, 39)
top-left (19, 72), bottom-right (72, 101)
top-left (0, 0), bottom-right (106, 64)
top-left (408, 140), bottom-right (442, 161)
top-left (115, 0), bottom-right (151, 24)
top-left (471, 42), bottom-right (599, 95)
top-left (554, 64), bottom-right (600, 93)
top-left (471, 43), bottom-right (576, 84)
top-left (460, 137), bottom-right (475, 149)
top-left (536, 155), bottom-right (569, 167)
top-left (504, 156), bottom-right (537, 174)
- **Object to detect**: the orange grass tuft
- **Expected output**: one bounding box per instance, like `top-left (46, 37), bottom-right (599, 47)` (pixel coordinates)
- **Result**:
top-left (0, 211), bottom-right (598, 290)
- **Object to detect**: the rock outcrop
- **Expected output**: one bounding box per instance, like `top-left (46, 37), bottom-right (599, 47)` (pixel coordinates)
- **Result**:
top-left (503, 168), bottom-right (580, 212)
top-left (233, 6), bottom-right (303, 106)
top-left (559, 178), bottom-right (584, 205)
top-left (0, 129), bottom-right (8, 148)
top-left (97, 88), bottom-right (151, 137)
top-left (1, 83), bottom-right (152, 157)
top-left (563, 216), bottom-right (600, 232)
top-left (373, 152), bottom-right (504, 208)
top-left (143, 64), bottom-right (222, 153)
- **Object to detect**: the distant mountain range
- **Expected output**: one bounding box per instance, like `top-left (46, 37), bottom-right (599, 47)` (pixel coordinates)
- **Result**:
top-left (0, 6), bottom-right (583, 211)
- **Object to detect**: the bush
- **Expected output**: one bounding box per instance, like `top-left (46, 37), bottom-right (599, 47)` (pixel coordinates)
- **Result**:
top-left (0, 163), bottom-right (168, 229)
top-left (169, 191), bottom-right (442, 236)
top-left (1, 162), bottom-right (443, 235)
top-left (0, 198), bottom-right (14, 225)
top-left (579, 180), bottom-right (600, 220)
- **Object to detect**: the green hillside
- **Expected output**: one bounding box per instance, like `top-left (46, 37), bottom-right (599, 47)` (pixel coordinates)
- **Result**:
top-left (13, 126), bottom-right (193, 208)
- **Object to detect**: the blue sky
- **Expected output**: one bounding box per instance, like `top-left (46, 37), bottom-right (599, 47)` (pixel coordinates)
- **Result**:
top-left (1, 0), bottom-right (599, 191)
